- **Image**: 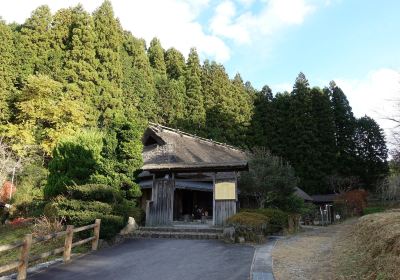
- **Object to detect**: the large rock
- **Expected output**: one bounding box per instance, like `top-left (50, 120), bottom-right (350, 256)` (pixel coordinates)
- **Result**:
top-left (119, 217), bottom-right (138, 235)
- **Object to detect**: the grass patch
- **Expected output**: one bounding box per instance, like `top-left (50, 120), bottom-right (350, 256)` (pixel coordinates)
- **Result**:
top-left (0, 223), bottom-right (91, 276)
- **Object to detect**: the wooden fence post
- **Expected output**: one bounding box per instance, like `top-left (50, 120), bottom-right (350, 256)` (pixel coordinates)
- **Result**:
top-left (63, 225), bottom-right (74, 263)
top-left (92, 219), bottom-right (101, 251)
top-left (17, 234), bottom-right (32, 280)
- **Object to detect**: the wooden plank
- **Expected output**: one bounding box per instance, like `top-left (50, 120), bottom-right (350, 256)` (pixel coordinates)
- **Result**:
top-left (29, 247), bottom-right (64, 263)
top-left (92, 219), bottom-right (101, 251)
top-left (17, 234), bottom-right (32, 280)
top-left (63, 225), bottom-right (74, 263)
top-left (71, 236), bottom-right (95, 248)
top-left (73, 223), bottom-right (96, 233)
top-left (0, 241), bottom-right (24, 252)
top-left (0, 261), bottom-right (19, 274)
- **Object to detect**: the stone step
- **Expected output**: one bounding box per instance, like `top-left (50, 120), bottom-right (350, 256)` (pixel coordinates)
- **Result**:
top-left (133, 230), bottom-right (222, 240)
top-left (138, 226), bottom-right (224, 234)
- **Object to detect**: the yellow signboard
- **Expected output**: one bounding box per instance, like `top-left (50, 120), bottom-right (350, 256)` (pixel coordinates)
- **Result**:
top-left (215, 182), bottom-right (236, 200)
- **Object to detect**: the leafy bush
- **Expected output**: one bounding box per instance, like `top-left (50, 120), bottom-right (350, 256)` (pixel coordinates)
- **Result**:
top-left (61, 210), bottom-right (124, 239)
top-left (241, 208), bottom-right (288, 234)
top-left (44, 197), bottom-right (112, 218)
top-left (66, 184), bottom-right (123, 204)
top-left (226, 212), bottom-right (269, 242)
top-left (11, 199), bottom-right (47, 219)
top-left (113, 199), bottom-right (145, 225)
top-left (45, 130), bottom-right (104, 198)
top-left (363, 206), bottom-right (385, 215)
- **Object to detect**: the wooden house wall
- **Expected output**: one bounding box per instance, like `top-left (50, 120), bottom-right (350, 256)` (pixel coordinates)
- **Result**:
top-left (146, 177), bottom-right (175, 226)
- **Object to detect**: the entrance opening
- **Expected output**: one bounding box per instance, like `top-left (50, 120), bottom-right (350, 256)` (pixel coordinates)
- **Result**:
top-left (173, 189), bottom-right (213, 222)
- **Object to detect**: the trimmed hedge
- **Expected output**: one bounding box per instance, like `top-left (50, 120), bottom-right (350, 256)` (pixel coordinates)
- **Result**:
top-left (226, 212), bottom-right (269, 242)
top-left (44, 198), bottom-right (113, 218)
top-left (113, 200), bottom-right (145, 225)
top-left (66, 184), bottom-right (123, 204)
top-left (60, 210), bottom-right (124, 239)
top-left (241, 208), bottom-right (288, 234)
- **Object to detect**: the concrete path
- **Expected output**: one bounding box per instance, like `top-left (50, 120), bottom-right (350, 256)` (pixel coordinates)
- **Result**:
top-left (251, 237), bottom-right (278, 280)
top-left (29, 239), bottom-right (255, 280)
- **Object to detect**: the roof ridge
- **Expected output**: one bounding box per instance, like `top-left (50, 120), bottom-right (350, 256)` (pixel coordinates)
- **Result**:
top-left (148, 122), bottom-right (244, 152)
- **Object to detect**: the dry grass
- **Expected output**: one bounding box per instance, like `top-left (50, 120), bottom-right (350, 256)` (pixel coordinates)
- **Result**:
top-left (336, 210), bottom-right (400, 280)
top-left (273, 211), bottom-right (400, 280)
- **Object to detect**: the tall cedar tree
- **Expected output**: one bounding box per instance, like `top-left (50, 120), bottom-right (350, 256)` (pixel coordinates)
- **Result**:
top-left (184, 48), bottom-right (205, 134)
top-left (121, 32), bottom-right (157, 121)
top-left (0, 20), bottom-right (15, 123)
top-left (93, 0), bottom-right (124, 127)
top-left (354, 116), bottom-right (388, 189)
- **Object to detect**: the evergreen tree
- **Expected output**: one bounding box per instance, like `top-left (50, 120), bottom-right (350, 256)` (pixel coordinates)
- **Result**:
top-left (62, 6), bottom-right (100, 125)
top-left (165, 47), bottom-right (186, 80)
top-left (354, 116), bottom-right (388, 189)
top-left (327, 81), bottom-right (357, 176)
top-left (14, 5), bottom-right (53, 83)
top-left (93, 0), bottom-right (124, 127)
top-left (184, 48), bottom-right (205, 133)
top-left (0, 20), bottom-right (15, 123)
top-left (148, 38), bottom-right (167, 76)
top-left (121, 32), bottom-right (157, 121)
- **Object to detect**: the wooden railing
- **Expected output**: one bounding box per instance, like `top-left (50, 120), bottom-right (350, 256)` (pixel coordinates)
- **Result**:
top-left (0, 219), bottom-right (101, 280)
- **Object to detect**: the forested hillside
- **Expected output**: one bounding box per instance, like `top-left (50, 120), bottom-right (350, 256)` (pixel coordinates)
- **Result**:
top-left (0, 1), bottom-right (388, 195)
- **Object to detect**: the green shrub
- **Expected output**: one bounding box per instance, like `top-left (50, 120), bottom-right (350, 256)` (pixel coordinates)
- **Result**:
top-left (113, 199), bottom-right (145, 225)
top-left (363, 207), bottom-right (385, 215)
top-left (100, 214), bottom-right (125, 239)
top-left (44, 197), bottom-right (113, 218)
top-left (66, 184), bottom-right (123, 204)
top-left (59, 210), bottom-right (124, 239)
top-left (226, 212), bottom-right (269, 242)
top-left (11, 200), bottom-right (47, 219)
top-left (241, 208), bottom-right (288, 234)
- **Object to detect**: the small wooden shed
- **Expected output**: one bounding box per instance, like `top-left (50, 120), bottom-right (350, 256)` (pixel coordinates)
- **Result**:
top-left (139, 124), bottom-right (248, 226)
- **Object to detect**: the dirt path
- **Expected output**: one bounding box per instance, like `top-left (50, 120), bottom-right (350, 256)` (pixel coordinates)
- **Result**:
top-left (272, 219), bottom-right (357, 280)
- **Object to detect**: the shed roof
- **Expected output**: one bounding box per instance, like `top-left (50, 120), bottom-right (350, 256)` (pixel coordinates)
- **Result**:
top-left (142, 124), bottom-right (248, 172)
top-left (311, 194), bottom-right (339, 203)
top-left (294, 187), bottom-right (313, 201)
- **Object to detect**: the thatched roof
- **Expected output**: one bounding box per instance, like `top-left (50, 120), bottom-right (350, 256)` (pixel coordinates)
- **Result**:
top-left (311, 194), bottom-right (339, 203)
top-left (294, 187), bottom-right (313, 201)
top-left (142, 124), bottom-right (248, 172)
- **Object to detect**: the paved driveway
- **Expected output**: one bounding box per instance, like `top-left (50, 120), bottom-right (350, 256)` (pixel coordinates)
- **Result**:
top-left (30, 239), bottom-right (255, 280)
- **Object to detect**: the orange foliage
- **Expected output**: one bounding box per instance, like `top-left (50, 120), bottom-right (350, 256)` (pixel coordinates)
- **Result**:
top-left (336, 189), bottom-right (368, 216)
top-left (0, 181), bottom-right (16, 203)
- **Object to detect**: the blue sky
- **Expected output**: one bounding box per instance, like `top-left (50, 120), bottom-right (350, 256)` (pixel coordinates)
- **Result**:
top-left (1, 0), bottom-right (400, 135)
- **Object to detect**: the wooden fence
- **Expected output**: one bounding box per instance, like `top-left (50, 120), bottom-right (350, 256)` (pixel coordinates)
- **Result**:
top-left (0, 219), bottom-right (101, 280)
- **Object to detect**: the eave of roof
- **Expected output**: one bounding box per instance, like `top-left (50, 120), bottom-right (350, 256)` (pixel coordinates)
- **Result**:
top-left (142, 161), bottom-right (248, 173)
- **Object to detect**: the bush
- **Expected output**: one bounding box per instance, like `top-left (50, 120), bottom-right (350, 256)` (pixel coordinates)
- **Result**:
top-left (226, 212), bottom-right (269, 242)
top-left (11, 199), bottom-right (47, 219)
top-left (363, 206), bottom-right (385, 215)
top-left (61, 210), bottom-right (124, 239)
top-left (241, 208), bottom-right (288, 234)
top-left (66, 184), bottom-right (123, 204)
top-left (113, 199), bottom-right (145, 225)
top-left (32, 216), bottom-right (65, 237)
top-left (44, 197), bottom-right (113, 218)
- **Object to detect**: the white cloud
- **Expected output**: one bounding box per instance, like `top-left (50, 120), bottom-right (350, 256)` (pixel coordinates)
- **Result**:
top-left (335, 68), bottom-right (400, 140)
top-left (210, 0), bottom-right (315, 44)
top-left (0, 0), bottom-right (230, 62)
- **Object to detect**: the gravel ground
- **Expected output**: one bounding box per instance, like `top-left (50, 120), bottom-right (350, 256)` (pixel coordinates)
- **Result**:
top-left (272, 219), bottom-right (357, 280)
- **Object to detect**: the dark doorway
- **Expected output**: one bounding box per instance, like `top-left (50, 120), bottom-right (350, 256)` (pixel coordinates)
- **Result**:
top-left (173, 189), bottom-right (213, 221)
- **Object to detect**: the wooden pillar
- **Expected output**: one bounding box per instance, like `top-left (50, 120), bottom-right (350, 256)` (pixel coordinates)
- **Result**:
top-left (17, 234), bottom-right (32, 280)
top-left (212, 172), bottom-right (216, 226)
top-left (63, 225), bottom-right (74, 263)
top-left (92, 219), bottom-right (101, 251)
